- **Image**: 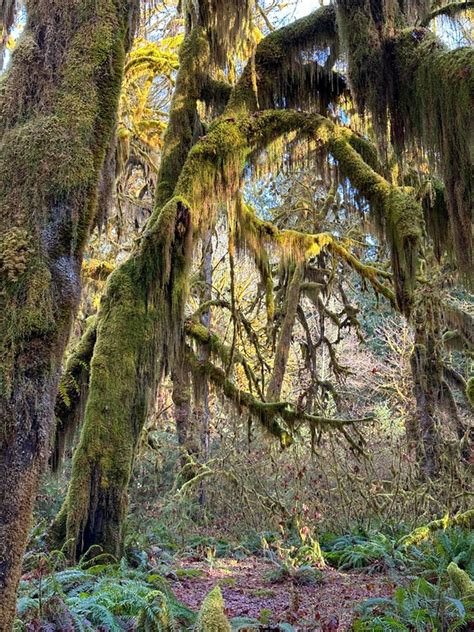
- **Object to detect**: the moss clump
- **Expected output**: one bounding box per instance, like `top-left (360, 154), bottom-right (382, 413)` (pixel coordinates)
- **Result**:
top-left (196, 586), bottom-right (231, 632)
top-left (0, 227), bottom-right (31, 282)
top-left (447, 562), bottom-right (474, 598)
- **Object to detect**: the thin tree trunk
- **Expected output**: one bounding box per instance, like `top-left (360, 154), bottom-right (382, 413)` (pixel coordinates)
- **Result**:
top-left (266, 264), bottom-right (304, 402)
top-left (197, 231), bottom-right (212, 504)
top-left (0, 0), bottom-right (136, 626)
top-left (410, 296), bottom-right (442, 478)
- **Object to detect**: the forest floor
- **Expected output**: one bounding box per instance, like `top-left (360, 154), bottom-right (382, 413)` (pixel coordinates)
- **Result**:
top-left (170, 554), bottom-right (397, 630)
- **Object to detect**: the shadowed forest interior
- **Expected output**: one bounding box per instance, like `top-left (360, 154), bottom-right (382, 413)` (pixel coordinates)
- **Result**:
top-left (0, 0), bottom-right (473, 630)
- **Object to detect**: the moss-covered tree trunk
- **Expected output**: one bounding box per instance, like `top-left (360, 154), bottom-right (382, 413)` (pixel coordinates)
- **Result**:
top-left (0, 0), bottom-right (136, 627)
top-left (410, 294), bottom-right (442, 478)
top-left (172, 356), bottom-right (198, 471)
top-left (54, 24), bottom-right (209, 559)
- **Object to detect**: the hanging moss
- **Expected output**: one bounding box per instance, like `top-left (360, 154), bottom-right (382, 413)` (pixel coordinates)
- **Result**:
top-left (196, 586), bottom-right (231, 632)
top-left (229, 5), bottom-right (345, 117)
top-left (385, 28), bottom-right (473, 274)
top-left (336, 0), bottom-right (387, 136)
top-left (329, 129), bottom-right (422, 314)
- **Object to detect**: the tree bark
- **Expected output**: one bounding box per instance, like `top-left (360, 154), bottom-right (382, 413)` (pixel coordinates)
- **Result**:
top-left (0, 0), bottom-right (136, 627)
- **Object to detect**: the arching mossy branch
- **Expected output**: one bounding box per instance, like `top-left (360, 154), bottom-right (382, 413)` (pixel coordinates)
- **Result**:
top-left (229, 5), bottom-right (345, 116)
top-left (188, 347), bottom-right (373, 449)
top-left (186, 319), bottom-right (262, 398)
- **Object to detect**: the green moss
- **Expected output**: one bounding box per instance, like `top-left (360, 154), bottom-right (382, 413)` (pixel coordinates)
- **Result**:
top-left (0, 0), bottom-right (133, 399)
top-left (329, 129), bottom-right (422, 314)
top-left (52, 316), bottom-right (97, 471)
top-left (447, 562), bottom-right (474, 598)
top-left (196, 586), bottom-right (231, 632)
top-left (467, 377), bottom-right (474, 407)
top-left (387, 29), bottom-right (474, 273)
top-left (400, 510), bottom-right (474, 547)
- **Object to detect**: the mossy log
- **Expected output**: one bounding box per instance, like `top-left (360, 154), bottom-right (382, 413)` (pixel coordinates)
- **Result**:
top-left (400, 509), bottom-right (474, 547)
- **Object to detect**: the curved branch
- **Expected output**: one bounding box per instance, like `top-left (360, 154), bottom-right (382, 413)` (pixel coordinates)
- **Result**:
top-left (420, 1), bottom-right (474, 26)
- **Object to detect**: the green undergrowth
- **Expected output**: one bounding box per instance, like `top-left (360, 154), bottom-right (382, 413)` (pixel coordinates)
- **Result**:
top-left (18, 512), bottom-right (474, 630)
top-left (15, 543), bottom-right (196, 631)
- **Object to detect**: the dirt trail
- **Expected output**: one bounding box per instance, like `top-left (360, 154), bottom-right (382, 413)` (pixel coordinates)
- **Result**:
top-left (171, 556), bottom-right (396, 630)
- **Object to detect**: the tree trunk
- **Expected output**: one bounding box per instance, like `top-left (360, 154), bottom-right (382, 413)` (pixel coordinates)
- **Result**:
top-left (410, 295), bottom-right (442, 478)
top-left (55, 25), bottom-right (208, 558)
top-left (0, 0), bottom-right (136, 627)
top-left (266, 264), bottom-right (303, 402)
top-left (172, 357), bottom-right (198, 472)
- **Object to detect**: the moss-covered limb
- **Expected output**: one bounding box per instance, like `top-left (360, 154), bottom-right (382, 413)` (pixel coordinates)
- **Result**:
top-left (266, 264), bottom-right (303, 402)
top-left (51, 317), bottom-right (98, 472)
top-left (329, 131), bottom-right (422, 315)
top-left (188, 349), bottom-right (293, 447)
top-left (154, 27), bottom-right (209, 209)
top-left (328, 242), bottom-right (396, 305)
top-left (386, 29), bottom-right (473, 273)
top-left (420, 1), bottom-right (474, 27)
top-left (186, 320), bottom-right (262, 398)
top-left (57, 196), bottom-right (193, 558)
top-left (0, 0), bottom-right (137, 623)
top-left (196, 586), bottom-right (231, 632)
top-left (400, 509), bottom-right (474, 547)
top-left (188, 348), bottom-right (372, 450)
top-left (227, 5), bottom-right (344, 116)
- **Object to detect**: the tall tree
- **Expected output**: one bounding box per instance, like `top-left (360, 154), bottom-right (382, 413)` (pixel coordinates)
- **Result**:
top-left (0, 0), bottom-right (138, 627)
top-left (57, 0), bottom-right (472, 559)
